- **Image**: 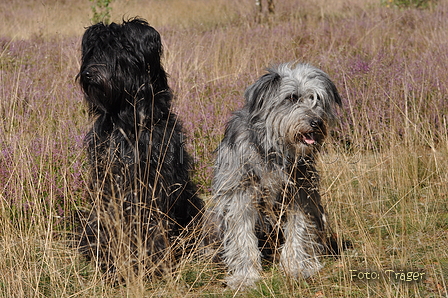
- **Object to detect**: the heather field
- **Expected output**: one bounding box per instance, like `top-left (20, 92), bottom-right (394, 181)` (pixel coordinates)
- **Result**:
top-left (0, 0), bottom-right (447, 297)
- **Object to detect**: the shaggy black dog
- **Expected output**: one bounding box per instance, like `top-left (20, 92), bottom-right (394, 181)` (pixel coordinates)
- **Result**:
top-left (77, 18), bottom-right (203, 278)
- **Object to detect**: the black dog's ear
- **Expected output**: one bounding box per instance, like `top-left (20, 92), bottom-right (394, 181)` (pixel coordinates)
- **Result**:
top-left (122, 18), bottom-right (168, 91)
top-left (81, 22), bottom-right (109, 59)
top-left (122, 18), bottom-right (163, 58)
top-left (245, 69), bottom-right (281, 114)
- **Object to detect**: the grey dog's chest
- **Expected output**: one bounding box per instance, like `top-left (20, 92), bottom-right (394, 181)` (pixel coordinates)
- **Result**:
top-left (256, 161), bottom-right (318, 205)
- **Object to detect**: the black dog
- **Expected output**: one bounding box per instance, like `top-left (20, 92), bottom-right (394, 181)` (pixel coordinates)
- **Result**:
top-left (77, 18), bottom-right (203, 278)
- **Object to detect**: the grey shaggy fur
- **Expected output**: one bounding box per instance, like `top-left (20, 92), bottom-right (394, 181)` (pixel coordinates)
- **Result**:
top-left (207, 63), bottom-right (342, 289)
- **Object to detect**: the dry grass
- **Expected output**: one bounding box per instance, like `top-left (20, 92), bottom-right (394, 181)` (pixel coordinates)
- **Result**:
top-left (0, 0), bottom-right (447, 297)
top-left (0, 0), bottom-right (378, 39)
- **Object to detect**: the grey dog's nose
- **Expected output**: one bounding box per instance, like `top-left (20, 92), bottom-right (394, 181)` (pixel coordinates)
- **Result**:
top-left (310, 118), bottom-right (323, 129)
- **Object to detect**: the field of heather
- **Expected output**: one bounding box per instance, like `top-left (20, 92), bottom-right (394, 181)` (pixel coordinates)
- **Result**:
top-left (0, 0), bottom-right (447, 297)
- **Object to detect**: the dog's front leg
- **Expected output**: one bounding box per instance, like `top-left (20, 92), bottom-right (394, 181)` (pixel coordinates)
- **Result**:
top-left (221, 189), bottom-right (261, 289)
top-left (280, 209), bottom-right (323, 278)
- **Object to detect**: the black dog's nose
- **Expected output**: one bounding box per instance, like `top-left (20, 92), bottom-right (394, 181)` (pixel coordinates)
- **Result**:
top-left (310, 118), bottom-right (323, 129)
top-left (81, 70), bottom-right (91, 79)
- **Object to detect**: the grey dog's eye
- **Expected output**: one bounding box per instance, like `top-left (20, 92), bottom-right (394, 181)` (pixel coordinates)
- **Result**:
top-left (288, 94), bottom-right (300, 102)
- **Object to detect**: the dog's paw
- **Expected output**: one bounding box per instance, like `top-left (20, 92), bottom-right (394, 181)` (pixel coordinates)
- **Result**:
top-left (280, 257), bottom-right (323, 279)
top-left (225, 272), bottom-right (260, 290)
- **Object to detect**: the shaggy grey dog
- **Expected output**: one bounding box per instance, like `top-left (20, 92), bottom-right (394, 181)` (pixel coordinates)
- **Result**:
top-left (208, 63), bottom-right (342, 289)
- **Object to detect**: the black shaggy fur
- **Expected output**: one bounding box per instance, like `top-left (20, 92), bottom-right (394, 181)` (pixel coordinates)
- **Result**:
top-left (77, 18), bottom-right (203, 278)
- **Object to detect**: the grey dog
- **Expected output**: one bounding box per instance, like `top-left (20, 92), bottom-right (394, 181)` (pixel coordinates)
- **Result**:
top-left (207, 63), bottom-right (342, 289)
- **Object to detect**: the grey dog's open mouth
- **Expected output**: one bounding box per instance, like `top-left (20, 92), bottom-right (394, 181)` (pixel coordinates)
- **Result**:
top-left (297, 132), bottom-right (317, 145)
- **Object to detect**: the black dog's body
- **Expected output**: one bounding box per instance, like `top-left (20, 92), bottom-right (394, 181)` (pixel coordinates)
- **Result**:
top-left (78, 18), bottom-right (202, 277)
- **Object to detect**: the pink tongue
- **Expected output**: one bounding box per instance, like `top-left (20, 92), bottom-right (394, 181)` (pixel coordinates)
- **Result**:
top-left (304, 133), bottom-right (315, 144)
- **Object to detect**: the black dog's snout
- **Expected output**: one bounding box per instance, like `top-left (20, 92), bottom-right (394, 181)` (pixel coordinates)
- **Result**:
top-left (81, 70), bottom-right (92, 80)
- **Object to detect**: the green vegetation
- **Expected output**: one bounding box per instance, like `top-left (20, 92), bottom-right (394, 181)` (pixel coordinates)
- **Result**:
top-left (90, 0), bottom-right (114, 24)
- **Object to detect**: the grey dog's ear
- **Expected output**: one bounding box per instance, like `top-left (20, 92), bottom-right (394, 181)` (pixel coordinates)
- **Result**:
top-left (327, 77), bottom-right (342, 106)
top-left (245, 70), bottom-right (281, 114)
top-left (312, 66), bottom-right (342, 107)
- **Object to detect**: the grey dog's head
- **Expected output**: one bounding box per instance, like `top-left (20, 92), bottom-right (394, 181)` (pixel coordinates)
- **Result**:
top-left (245, 63), bottom-right (341, 157)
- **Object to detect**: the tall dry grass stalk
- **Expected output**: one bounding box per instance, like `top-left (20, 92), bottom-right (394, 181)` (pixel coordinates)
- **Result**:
top-left (0, 0), bottom-right (446, 297)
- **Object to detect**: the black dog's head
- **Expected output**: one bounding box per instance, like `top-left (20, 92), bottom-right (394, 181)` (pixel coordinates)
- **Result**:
top-left (78, 18), bottom-right (170, 118)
